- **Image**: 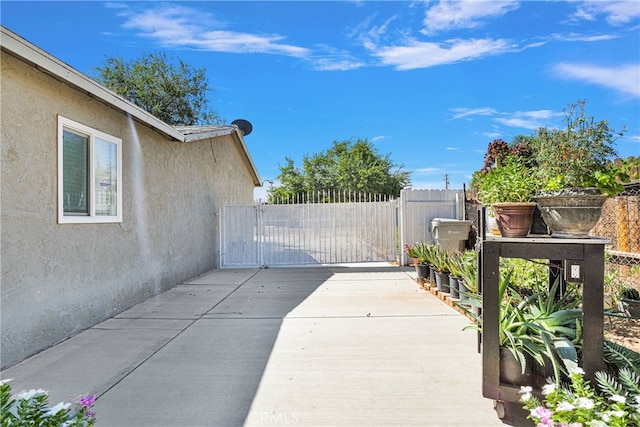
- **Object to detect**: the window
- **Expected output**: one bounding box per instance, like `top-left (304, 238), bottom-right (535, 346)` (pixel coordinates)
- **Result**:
top-left (57, 116), bottom-right (122, 223)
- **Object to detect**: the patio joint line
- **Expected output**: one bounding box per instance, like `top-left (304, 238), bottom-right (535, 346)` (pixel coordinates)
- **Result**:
top-left (94, 267), bottom-right (264, 400)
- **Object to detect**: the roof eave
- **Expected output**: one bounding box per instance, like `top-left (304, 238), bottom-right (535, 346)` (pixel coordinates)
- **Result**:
top-left (0, 26), bottom-right (185, 143)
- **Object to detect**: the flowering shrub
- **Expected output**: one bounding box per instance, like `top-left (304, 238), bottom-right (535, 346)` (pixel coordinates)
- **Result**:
top-left (1, 379), bottom-right (96, 426)
top-left (519, 367), bottom-right (640, 426)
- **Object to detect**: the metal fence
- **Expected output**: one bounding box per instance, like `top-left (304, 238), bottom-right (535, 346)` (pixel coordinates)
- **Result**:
top-left (220, 192), bottom-right (397, 267)
top-left (220, 189), bottom-right (467, 267)
top-left (593, 183), bottom-right (640, 296)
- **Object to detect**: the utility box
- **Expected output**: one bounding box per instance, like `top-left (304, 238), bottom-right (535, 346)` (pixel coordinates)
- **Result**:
top-left (430, 218), bottom-right (472, 252)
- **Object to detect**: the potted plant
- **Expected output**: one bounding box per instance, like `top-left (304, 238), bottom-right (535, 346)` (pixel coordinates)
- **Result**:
top-left (460, 269), bottom-right (583, 387)
top-left (531, 100), bottom-right (630, 238)
top-left (477, 155), bottom-right (539, 237)
top-left (618, 287), bottom-right (640, 318)
top-left (411, 242), bottom-right (435, 285)
top-left (456, 250), bottom-right (478, 303)
top-left (431, 245), bottom-right (451, 292)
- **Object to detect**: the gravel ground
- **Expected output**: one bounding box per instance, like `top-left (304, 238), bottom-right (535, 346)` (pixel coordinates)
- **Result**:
top-left (604, 316), bottom-right (640, 354)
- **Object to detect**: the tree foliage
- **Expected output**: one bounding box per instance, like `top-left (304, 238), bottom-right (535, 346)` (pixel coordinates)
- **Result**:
top-left (268, 138), bottom-right (411, 203)
top-left (94, 52), bottom-right (223, 126)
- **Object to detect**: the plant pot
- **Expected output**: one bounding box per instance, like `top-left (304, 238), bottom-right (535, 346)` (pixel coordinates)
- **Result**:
top-left (435, 271), bottom-right (449, 292)
top-left (449, 275), bottom-right (460, 298)
top-left (500, 346), bottom-right (532, 386)
top-left (619, 299), bottom-right (640, 318)
top-left (535, 188), bottom-right (607, 238)
top-left (429, 265), bottom-right (436, 287)
top-left (492, 202), bottom-right (537, 238)
top-left (416, 264), bottom-right (429, 284)
top-left (458, 279), bottom-right (471, 301)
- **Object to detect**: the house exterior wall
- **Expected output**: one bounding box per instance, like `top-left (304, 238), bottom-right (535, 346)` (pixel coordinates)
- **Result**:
top-left (0, 51), bottom-right (255, 368)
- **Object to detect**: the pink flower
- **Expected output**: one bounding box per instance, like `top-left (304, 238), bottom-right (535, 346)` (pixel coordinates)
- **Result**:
top-left (531, 406), bottom-right (553, 420)
top-left (79, 395), bottom-right (95, 409)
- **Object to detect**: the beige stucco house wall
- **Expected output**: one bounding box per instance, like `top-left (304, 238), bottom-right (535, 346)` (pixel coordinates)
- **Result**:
top-left (0, 27), bottom-right (261, 368)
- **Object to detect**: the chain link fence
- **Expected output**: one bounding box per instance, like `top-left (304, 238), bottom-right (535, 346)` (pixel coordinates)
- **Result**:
top-left (593, 183), bottom-right (640, 300)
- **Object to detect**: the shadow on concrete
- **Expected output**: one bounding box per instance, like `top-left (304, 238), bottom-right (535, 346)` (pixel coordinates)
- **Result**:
top-left (92, 266), bottom-right (335, 426)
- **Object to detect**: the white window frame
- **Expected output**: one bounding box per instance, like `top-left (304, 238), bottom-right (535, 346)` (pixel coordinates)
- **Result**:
top-left (57, 115), bottom-right (123, 224)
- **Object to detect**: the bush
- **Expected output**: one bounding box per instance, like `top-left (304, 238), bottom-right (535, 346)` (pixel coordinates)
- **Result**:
top-left (1, 379), bottom-right (96, 426)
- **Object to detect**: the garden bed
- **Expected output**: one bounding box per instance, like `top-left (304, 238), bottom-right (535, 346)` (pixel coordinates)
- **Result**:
top-left (605, 315), bottom-right (640, 353)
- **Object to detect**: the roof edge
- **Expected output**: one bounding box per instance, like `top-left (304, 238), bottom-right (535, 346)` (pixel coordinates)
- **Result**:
top-left (0, 26), bottom-right (185, 142)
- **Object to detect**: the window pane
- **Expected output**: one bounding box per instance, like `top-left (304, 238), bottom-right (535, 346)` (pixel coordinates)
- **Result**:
top-left (62, 129), bottom-right (88, 214)
top-left (94, 137), bottom-right (118, 216)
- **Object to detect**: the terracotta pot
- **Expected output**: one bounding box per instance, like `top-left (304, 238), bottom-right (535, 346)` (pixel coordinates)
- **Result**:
top-left (492, 202), bottom-right (537, 238)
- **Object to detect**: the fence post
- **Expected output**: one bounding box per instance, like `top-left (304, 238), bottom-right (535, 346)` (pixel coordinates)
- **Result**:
top-left (399, 189), bottom-right (407, 266)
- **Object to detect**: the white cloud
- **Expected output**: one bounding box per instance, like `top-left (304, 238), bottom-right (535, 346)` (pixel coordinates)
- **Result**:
top-left (422, 0), bottom-right (520, 34)
top-left (119, 5), bottom-right (310, 57)
top-left (572, 1), bottom-right (640, 26)
top-left (551, 32), bottom-right (619, 42)
top-left (552, 63), bottom-right (640, 98)
top-left (370, 136), bottom-right (387, 143)
top-left (373, 38), bottom-right (512, 70)
top-left (312, 57), bottom-right (366, 71)
top-left (482, 131), bottom-right (502, 139)
top-left (495, 109), bottom-right (561, 130)
top-left (414, 167), bottom-right (440, 175)
top-left (450, 107), bottom-right (498, 120)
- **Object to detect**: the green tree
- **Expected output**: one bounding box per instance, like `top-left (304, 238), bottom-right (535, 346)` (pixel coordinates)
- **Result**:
top-left (94, 52), bottom-right (223, 126)
top-left (268, 138), bottom-right (411, 203)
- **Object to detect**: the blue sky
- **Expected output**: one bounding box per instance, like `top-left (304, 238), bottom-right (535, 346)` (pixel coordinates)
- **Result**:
top-left (2, 1), bottom-right (639, 199)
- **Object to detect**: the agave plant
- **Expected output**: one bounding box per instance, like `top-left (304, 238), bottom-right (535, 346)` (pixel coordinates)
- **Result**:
top-left (412, 242), bottom-right (437, 266)
top-left (456, 250), bottom-right (478, 294)
top-left (461, 269), bottom-right (583, 383)
top-left (431, 245), bottom-right (451, 274)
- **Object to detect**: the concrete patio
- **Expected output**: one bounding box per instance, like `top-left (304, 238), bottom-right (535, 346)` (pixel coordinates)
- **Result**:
top-left (1, 263), bottom-right (506, 426)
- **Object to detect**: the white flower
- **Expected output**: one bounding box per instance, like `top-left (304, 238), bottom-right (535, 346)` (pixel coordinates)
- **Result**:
top-left (588, 420), bottom-right (608, 427)
top-left (519, 385), bottom-right (533, 401)
top-left (556, 401), bottom-right (575, 412)
top-left (609, 394), bottom-right (626, 403)
top-left (542, 383), bottom-right (557, 395)
top-left (17, 389), bottom-right (47, 400)
top-left (46, 402), bottom-right (71, 416)
top-left (576, 397), bottom-right (595, 409)
top-left (570, 366), bottom-right (585, 376)
top-left (610, 410), bottom-right (626, 418)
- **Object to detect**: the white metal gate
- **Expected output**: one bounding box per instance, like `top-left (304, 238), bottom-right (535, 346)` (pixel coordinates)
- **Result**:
top-left (220, 196), bottom-right (398, 267)
top-left (219, 189), bottom-right (466, 267)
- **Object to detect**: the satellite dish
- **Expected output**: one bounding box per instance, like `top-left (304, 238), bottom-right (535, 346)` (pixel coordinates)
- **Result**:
top-left (232, 119), bottom-right (253, 136)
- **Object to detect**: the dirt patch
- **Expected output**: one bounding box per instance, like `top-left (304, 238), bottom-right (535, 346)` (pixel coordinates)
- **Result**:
top-left (604, 315), bottom-right (640, 354)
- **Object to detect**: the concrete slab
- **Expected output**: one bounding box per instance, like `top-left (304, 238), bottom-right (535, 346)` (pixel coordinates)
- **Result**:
top-left (287, 278), bottom-right (459, 318)
top-left (94, 318), bottom-right (284, 427)
top-left (245, 316), bottom-right (501, 426)
top-left (1, 318), bottom-right (191, 404)
top-left (115, 284), bottom-right (237, 319)
top-left (185, 268), bottom-right (260, 285)
top-left (205, 278), bottom-right (328, 319)
top-left (1, 264), bottom-right (506, 426)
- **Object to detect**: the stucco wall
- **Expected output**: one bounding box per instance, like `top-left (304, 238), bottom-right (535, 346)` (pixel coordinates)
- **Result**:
top-left (0, 52), bottom-right (256, 368)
